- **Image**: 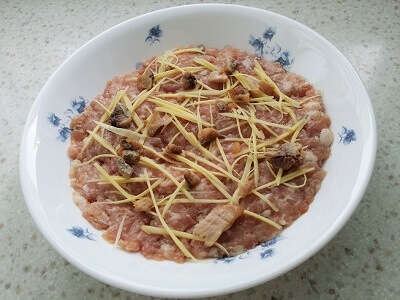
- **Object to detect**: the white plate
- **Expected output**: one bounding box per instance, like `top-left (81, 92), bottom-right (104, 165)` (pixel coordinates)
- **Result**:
top-left (20, 4), bottom-right (376, 298)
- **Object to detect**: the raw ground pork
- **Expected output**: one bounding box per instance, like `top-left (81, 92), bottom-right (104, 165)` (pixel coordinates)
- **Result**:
top-left (68, 46), bottom-right (332, 263)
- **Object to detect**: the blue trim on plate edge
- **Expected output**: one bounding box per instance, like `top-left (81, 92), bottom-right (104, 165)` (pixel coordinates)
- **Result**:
top-left (338, 126), bottom-right (356, 145)
top-left (47, 96), bottom-right (88, 142)
top-left (145, 25), bottom-right (163, 45)
top-left (214, 236), bottom-right (284, 263)
top-left (249, 26), bottom-right (294, 70)
top-left (67, 226), bottom-right (96, 241)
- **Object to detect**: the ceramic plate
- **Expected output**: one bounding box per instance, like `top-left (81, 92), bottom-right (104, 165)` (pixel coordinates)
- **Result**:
top-left (20, 4), bottom-right (376, 298)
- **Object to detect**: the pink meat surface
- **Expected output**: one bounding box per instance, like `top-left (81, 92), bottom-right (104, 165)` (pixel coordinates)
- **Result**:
top-left (68, 46), bottom-right (332, 262)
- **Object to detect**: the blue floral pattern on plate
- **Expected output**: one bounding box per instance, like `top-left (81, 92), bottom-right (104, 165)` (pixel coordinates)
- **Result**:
top-left (48, 96), bottom-right (88, 142)
top-left (145, 25), bottom-right (163, 45)
top-left (214, 236), bottom-right (283, 263)
top-left (249, 27), bottom-right (294, 70)
top-left (135, 62), bottom-right (142, 69)
top-left (338, 126), bottom-right (356, 145)
top-left (67, 226), bottom-right (96, 241)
